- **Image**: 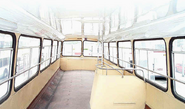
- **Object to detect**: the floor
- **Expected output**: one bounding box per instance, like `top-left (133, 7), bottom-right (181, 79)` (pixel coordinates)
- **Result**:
top-left (47, 70), bottom-right (94, 109)
top-left (28, 70), bottom-right (64, 109)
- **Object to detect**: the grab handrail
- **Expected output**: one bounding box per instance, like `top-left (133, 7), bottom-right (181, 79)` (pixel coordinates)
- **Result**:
top-left (96, 63), bottom-right (145, 81)
top-left (0, 53), bottom-right (62, 85)
top-left (102, 54), bottom-right (185, 85)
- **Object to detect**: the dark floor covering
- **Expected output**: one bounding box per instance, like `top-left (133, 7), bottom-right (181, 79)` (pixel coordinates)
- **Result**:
top-left (47, 71), bottom-right (94, 109)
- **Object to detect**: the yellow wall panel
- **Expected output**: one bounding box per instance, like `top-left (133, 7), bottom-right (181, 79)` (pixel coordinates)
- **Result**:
top-left (90, 68), bottom-right (146, 109)
top-left (146, 84), bottom-right (185, 109)
top-left (0, 59), bottom-right (60, 109)
top-left (61, 57), bottom-right (98, 71)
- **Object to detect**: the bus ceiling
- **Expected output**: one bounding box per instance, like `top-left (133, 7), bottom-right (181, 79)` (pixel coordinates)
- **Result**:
top-left (0, 0), bottom-right (185, 41)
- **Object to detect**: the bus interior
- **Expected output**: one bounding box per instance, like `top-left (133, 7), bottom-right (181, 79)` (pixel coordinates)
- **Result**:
top-left (0, 0), bottom-right (185, 109)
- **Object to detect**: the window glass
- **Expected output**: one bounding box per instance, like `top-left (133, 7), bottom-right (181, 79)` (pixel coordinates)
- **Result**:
top-left (72, 20), bottom-right (81, 35)
top-left (57, 42), bottom-right (61, 58)
top-left (83, 41), bottom-right (101, 56)
top-left (172, 39), bottom-right (185, 99)
top-left (109, 42), bottom-right (117, 64)
top-left (62, 41), bottom-right (81, 56)
top-left (135, 40), bottom-right (167, 89)
top-left (0, 59), bottom-right (2, 67)
top-left (61, 18), bottom-right (81, 35)
top-left (120, 3), bottom-right (135, 29)
top-left (39, 4), bottom-right (50, 25)
top-left (40, 39), bottom-right (51, 70)
top-left (111, 9), bottom-right (119, 32)
top-left (0, 33), bottom-right (13, 101)
top-left (105, 17), bottom-right (110, 35)
top-left (15, 36), bottom-right (40, 89)
top-left (104, 43), bottom-right (109, 60)
top-left (51, 41), bottom-right (57, 63)
top-left (84, 23), bottom-right (99, 36)
top-left (176, 0), bottom-right (185, 12)
top-left (136, 0), bottom-right (170, 22)
top-left (61, 20), bottom-right (71, 35)
top-left (118, 42), bottom-right (133, 71)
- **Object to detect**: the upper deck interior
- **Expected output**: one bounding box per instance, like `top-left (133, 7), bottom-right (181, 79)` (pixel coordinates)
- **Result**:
top-left (0, 0), bottom-right (185, 109)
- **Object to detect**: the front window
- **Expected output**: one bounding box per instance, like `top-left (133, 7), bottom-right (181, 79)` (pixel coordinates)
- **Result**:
top-left (83, 41), bottom-right (101, 56)
top-left (62, 41), bottom-right (81, 56)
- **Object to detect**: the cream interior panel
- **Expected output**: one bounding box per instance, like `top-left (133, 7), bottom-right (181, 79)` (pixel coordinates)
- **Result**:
top-left (96, 66), bottom-right (123, 75)
top-left (90, 68), bottom-right (146, 109)
top-left (146, 84), bottom-right (185, 109)
top-left (103, 59), bottom-right (134, 76)
top-left (0, 59), bottom-right (60, 109)
top-left (61, 57), bottom-right (97, 71)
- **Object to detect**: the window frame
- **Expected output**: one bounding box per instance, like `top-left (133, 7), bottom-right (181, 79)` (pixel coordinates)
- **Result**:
top-left (62, 40), bottom-right (82, 57)
top-left (40, 38), bottom-right (52, 72)
top-left (14, 35), bottom-right (41, 92)
top-left (103, 42), bottom-right (109, 60)
top-left (83, 40), bottom-right (100, 57)
top-left (117, 40), bottom-right (133, 73)
top-left (170, 36), bottom-right (185, 103)
top-left (51, 40), bottom-right (58, 64)
top-left (109, 41), bottom-right (118, 65)
top-left (133, 38), bottom-right (168, 92)
top-left (0, 30), bottom-right (16, 104)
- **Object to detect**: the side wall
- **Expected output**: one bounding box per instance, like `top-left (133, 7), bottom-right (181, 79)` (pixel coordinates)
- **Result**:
top-left (103, 37), bottom-right (185, 109)
top-left (0, 33), bottom-right (61, 109)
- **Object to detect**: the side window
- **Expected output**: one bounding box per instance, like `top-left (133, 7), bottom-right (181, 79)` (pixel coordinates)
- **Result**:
top-left (15, 36), bottom-right (41, 90)
top-left (3, 58), bottom-right (8, 66)
top-left (40, 39), bottom-right (52, 70)
top-left (0, 33), bottom-right (13, 102)
top-left (104, 43), bottom-right (109, 60)
top-left (118, 41), bottom-right (133, 72)
top-left (57, 41), bottom-right (61, 59)
top-left (109, 42), bottom-right (117, 64)
top-left (171, 38), bottom-right (185, 100)
top-left (83, 41), bottom-right (101, 56)
top-left (134, 40), bottom-right (167, 89)
top-left (51, 41), bottom-right (57, 63)
top-left (62, 41), bottom-right (81, 56)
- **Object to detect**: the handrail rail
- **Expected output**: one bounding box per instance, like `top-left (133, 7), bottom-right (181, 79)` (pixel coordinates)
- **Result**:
top-left (96, 63), bottom-right (145, 81)
top-left (103, 62), bottom-right (124, 78)
top-left (0, 53), bottom-right (61, 85)
top-left (96, 63), bottom-right (124, 78)
top-left (102, 54), bottom-right (185, 85)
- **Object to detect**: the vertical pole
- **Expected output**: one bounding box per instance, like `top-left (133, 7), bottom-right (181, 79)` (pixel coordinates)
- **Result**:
top-left (97, 19), bottom-right (100, 65)
top-left (147, 51), bottom-right (149, 79)
top-left (81, 17), bottom-right (84, 36)
top-left (72, 45), bottom-right (73, 56)
top-left (101, 41), bottom-right (103, 66)
top-left (28, 48), bottom-right (32, 79)
top-left (182, 55), bottom-right (185, 77)
top-left (122, 49), bottom-right (123, 67)
top-left (91, 46), bottom-right (93, 56)
top-left (138, 49), bottom-right (141, 76)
